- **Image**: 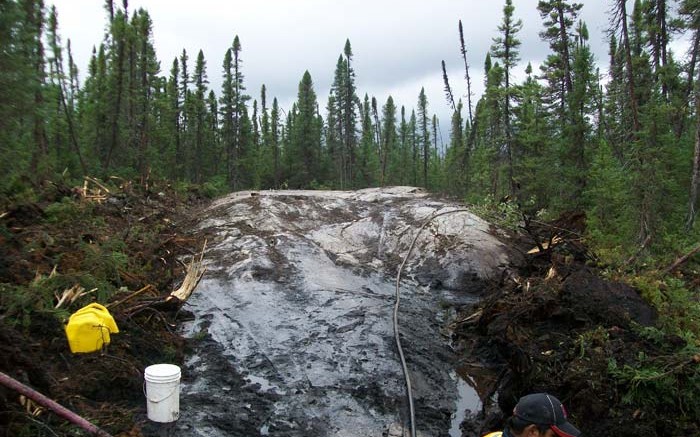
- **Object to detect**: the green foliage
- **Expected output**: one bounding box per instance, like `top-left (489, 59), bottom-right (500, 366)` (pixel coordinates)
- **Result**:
top-left (200, 177), bottom-right (228, 198)
top-left (608, 339), bottom-right (700, 419)
top-left (630, 275), bottom-right (700, 338)
top-left (584, 140), bottom-right (635, 255)
top-left (603, 266), bottom-right (700, 422)
top-left (43, 198), bottom-right (84, 224)
top-left (469, 195), bottom-right (530, 232)
top-left (574, 326), bottom-right (610, 358)
top-left (0, 284), bottom-right (36, 330)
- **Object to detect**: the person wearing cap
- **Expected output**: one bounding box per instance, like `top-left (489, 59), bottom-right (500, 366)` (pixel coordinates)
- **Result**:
top-left (482, 393), bottom-right (581, 437)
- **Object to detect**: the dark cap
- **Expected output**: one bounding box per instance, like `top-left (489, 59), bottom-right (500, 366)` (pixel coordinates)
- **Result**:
top-left (513, 393), bottom-right (581, 437)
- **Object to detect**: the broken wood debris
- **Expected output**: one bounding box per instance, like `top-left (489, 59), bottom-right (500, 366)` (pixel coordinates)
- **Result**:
top-left (106, 284), bottom-right (157, 309)
top-left (55, 284), bottom-right (97, 309)
top-left (167, 240), bottom-right (207, 304)
top-left (116, 241), bottom-right (207, 317)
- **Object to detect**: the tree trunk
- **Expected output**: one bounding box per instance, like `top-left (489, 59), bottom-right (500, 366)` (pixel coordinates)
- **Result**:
top-left (557, 2), bottom-right (573, 94)
top-left (675, 29), bottom-right (700, 140)
top-left (619, 0), bottom-right (641, 133)
top-left (459, 20), bottom-right (474, 125)
top-left (105, 25), bottom-right (125, 171)
top-left (686, 79), bottom-right (700, 231)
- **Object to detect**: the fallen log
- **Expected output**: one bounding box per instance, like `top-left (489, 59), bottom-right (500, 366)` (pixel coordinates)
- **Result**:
top-left (0, 371), bottom-right (113, 437)
top-left (665, 243), bottom-right (700, 275)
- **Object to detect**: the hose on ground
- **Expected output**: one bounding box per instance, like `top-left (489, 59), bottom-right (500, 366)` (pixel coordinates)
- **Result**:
top-left (0, 371), bottom-right (113, 437)
top-left (393, 208), bottom-right (472, 437)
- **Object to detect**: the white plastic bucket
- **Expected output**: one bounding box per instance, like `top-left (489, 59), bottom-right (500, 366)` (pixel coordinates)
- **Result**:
top-left (144, 364), bottom-right (181, 422)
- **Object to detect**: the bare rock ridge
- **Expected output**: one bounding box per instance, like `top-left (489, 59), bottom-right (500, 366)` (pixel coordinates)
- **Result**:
top-left (177, 187), bottom-right (514, 437)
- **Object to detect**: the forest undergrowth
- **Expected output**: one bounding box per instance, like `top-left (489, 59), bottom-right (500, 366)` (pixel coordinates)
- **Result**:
top-left (0, 177), bottom-right (209, 436)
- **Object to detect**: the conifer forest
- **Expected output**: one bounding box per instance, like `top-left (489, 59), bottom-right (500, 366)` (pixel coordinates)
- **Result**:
top-left (2, 0), bottom-right (700, 251)
top-left (2, 0), bottom-right (700, 435)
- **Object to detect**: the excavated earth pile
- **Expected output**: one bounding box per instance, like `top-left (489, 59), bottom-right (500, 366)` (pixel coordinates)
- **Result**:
top-left (451, 213), bottom-right (699, 437)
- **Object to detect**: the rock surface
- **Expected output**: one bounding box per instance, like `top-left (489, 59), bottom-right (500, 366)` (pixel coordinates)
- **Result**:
top-left (176, 187), bottom-right (513, 437)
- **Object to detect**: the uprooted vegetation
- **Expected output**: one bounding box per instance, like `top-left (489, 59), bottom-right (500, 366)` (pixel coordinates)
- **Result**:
top-left (0, 177), bottom-right (208, 436)
top-left (452, 209), bottom-right (700, 437)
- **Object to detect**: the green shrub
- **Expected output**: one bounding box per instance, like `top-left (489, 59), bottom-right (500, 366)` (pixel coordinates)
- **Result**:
top-left (43, 198), bottom-right (82, 224)
top-left (608, 342), bottom-right (700, 419)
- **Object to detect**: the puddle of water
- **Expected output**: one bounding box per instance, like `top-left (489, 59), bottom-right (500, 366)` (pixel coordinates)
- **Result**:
top-left (449, 371), bottom-right (482, 437)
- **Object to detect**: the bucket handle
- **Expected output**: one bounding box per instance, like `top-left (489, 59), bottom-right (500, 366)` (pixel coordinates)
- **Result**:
top-left (143, 381), bottom-right (179, 404)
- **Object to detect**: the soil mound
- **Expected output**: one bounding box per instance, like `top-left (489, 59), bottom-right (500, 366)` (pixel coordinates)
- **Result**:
top-left (452, 212), bottom-right (699, 437)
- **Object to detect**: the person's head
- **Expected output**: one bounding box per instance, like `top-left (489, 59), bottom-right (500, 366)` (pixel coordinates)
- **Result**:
top-left (505, 393), bottom-right (581, 437)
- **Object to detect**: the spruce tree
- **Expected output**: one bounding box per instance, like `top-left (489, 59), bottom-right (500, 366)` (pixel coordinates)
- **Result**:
top-left (417, 87), bottom-right (430, 188)
top-left (358, 94), bottom-right (378, 187)
top-left (398, 106), bottom-right (410, 185)
top-left (444, 100), bottom-right (465, 195)
top-left (231, 36), bottom-right (249, 189)
top-left (178, 48), bottom-right (190, 178)
top-left (220, 48), bottom-right (235, 188)
top-left (47, 6), bottom-right (86, 175)
top-left (380, 96), bottom-right (397, 186)
top-left (271, 97), bottom-right (281, 188)
top-left (287, 71), bottom-right (321, 188)
top-left (491, 0), bottom-right (522, 196)
top-left (327, 40), bottom-right (358, 188)
top-left (192, 49), bottom-right (208, 183)
top-left (167, 58), bottom-right (180, 179)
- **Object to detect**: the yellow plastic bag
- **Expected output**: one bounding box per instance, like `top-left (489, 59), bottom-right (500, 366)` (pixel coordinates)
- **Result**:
top-left (65, 303), bottom-right (119, 353)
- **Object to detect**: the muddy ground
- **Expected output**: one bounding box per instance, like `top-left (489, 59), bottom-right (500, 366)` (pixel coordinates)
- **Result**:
top-left (0, 184), bottom-right (697, 436)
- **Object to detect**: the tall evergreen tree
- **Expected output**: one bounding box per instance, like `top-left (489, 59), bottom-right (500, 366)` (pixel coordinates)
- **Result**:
top-left (459, 20), bottom-right (474, 125)
top-left (327, 40), bottom-right (359, 188)
top-left (191, 49), bottom-right (208, 183)
top-left (445, 100), bottom-right (465, 195)
top-left (398, 106), bottom-right (411, 185)
top-left (231, 36), bottom-right (249, 189)
top-left (287, 71), bottom-right (321, 188)
top-left (166, 57), bottom-right (180, 179)
top-left (47, 6), bottom-right (86, 174)
top-left (417, 87), bottom-right (430, 188)
top-left (104, 3), bottom-right (127, 171)
top-left (271, 97), bottom-right (281, 187)
top-left (380, 96), bottom-right (397, 186)
top-left (491, 0), bottom-right (522, 195)
top-left (357, 94), bottom-right (378, 187)
top-left (220, 47), bottom-right (235, 188)
top-left (178, 48), bottom-right (190, 178)
top-left (537, 0), bottom-right (582, 110)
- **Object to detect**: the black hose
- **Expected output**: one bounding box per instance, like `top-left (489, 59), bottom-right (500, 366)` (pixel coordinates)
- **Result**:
top-left (393, 208), bottom-right (472, 437)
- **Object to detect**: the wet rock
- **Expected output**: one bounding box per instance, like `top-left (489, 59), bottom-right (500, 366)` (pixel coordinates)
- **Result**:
top-left (179, 187), bottom-right (515, 436)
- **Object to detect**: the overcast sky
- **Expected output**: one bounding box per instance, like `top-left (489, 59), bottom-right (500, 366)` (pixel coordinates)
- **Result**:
top-left (49, 1), bottom-right (641, 139)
